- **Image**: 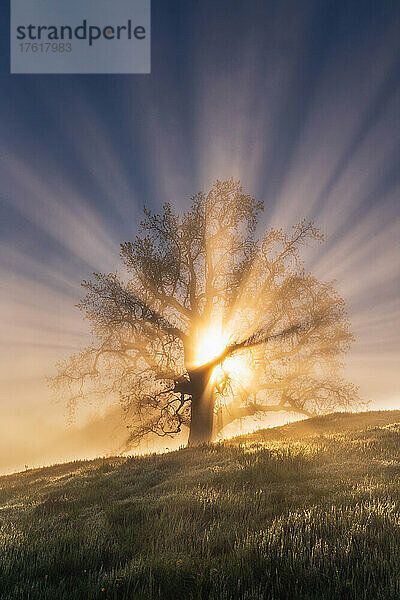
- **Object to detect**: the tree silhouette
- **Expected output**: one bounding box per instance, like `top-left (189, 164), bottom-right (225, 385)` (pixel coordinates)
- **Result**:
top-left (52, 179), bottom-right (359, 446)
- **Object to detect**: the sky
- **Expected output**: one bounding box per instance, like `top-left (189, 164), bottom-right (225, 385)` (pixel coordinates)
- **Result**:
top-left (0, 0), bottom-right (399, 473)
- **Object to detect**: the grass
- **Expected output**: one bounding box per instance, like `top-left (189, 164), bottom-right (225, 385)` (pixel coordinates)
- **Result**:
top-left (1, 410), bottom-right (400, 599)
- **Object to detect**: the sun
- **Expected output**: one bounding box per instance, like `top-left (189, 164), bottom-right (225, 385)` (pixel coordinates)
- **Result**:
top-left (193, 327), bottom-right (228, 367)
top-left (192, 325), bottom-right (254, 392)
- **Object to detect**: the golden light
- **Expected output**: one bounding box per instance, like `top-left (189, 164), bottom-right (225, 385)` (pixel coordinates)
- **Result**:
top-left (193, 326), bottom-right (228, 367)
top-left (223, 352), bottom-right (253, 383)
top-left (192, 325), bottom-right (254, 393)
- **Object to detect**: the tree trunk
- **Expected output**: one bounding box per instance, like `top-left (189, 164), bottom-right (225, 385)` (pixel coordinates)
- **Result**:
top-left (188, 390), bottom-right (215, 445)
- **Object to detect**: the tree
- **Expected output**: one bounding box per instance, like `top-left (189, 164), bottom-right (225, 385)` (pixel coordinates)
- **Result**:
top-left (52, 179), bottom-right (359, 446)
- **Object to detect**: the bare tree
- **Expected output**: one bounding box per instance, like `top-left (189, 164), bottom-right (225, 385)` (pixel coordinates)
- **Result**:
top-left (52, 179), bottom-right (359, 446)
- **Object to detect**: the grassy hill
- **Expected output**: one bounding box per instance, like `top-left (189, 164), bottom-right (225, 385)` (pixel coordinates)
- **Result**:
top-left (1, 410), bottom-right (400, 599)
top-left (232, 409), bottom-right (400, 443)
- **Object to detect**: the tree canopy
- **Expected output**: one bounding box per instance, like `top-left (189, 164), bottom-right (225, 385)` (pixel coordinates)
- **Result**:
top-left (52, 179), bottom-right (359, 445)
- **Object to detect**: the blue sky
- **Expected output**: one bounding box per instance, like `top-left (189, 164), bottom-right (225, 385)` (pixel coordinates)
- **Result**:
top-left (0, 0), bottom-right (399, 470)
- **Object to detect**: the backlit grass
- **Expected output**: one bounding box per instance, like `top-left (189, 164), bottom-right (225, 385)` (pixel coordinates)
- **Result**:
top-left (1, 411), bottom-right (400, 599)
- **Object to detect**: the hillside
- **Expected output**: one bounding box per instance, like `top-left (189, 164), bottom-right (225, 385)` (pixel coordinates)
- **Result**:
top-left (1, 410), bottom-right (400, 599)
top-left (232, 409), bottom-right (400, 443)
